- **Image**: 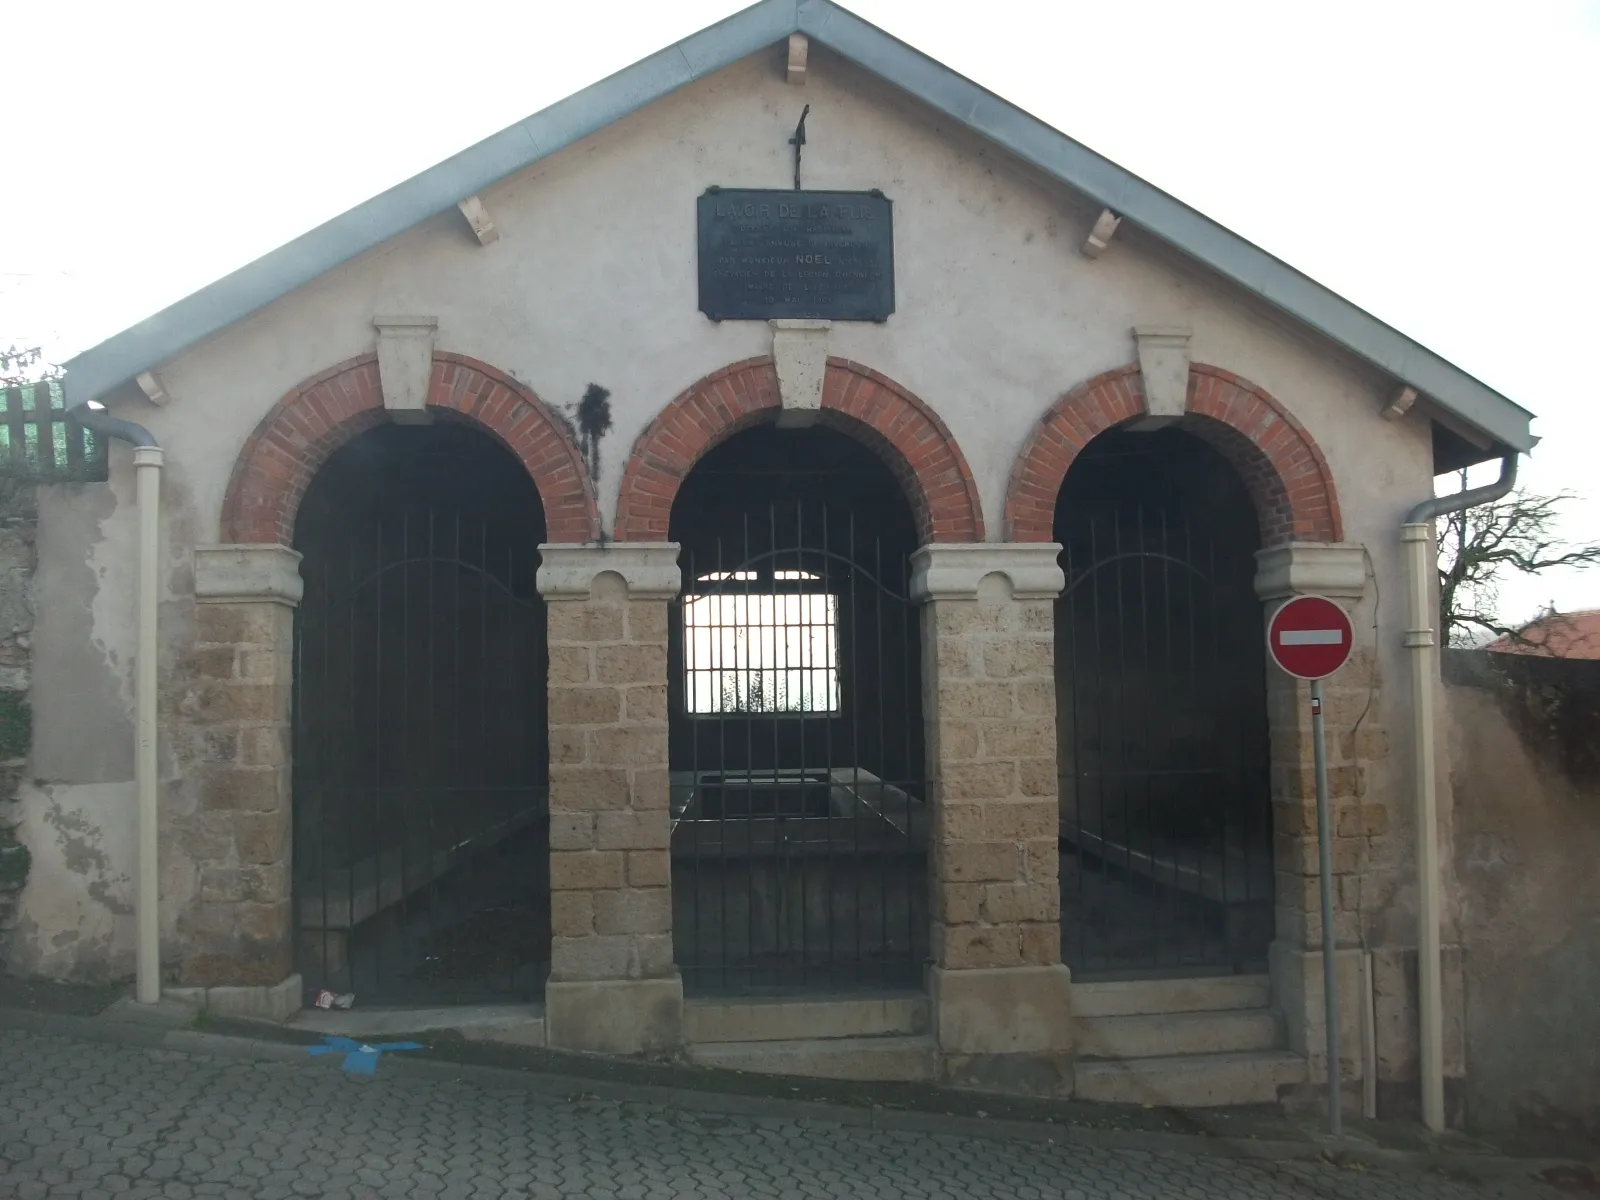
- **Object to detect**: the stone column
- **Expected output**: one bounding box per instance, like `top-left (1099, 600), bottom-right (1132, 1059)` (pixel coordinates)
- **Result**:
top-left (912, 543), bottom-right (1074, 1094)
top-left (179, 545), bottom-right (301, 1009)
top-left (537, 543), bottom-right (683, 1055)
top-left (1255, 542), bottom-right (1388, 1087)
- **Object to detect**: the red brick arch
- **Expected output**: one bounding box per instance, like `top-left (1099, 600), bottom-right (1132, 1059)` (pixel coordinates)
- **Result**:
top-left (614, 357), bottom-right (984, 543)
top-left (1003, 363), bottom-right (1342, 546)
top-left (221, 351), bottom-right (601, 544)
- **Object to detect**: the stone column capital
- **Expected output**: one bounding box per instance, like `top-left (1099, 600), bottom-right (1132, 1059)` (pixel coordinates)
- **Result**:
top-left (538, 543), bottom-right (682, 600)
top-left (194, 544), bottom-right (304, 607)
top-left (1253, 542), bottom-right (1368, 602)
top-left (910, 543), bottom-right (1064, 602)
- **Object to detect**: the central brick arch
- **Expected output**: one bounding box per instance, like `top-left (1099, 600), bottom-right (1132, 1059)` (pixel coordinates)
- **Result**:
top-left (1003, 363), bottom-right (1342, 546)
top-left (614, 357), bottom-right (984, 543)
top-left (221, 351), bottom-right (601, 545)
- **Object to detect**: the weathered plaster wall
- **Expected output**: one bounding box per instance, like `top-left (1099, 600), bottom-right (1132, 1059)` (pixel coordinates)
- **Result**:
top-left (16, 45), bottom-right (1430, 984)
top-left (12, 467), bottom-right (204, 980)
top-left (0, 479), bottom-right (36, 951)
top-left (1447, 650), bottom-right (1600, 1143)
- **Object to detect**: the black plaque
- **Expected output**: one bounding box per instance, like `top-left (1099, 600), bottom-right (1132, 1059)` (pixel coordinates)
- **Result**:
top-left (698, 188), bottom-right (894, 322)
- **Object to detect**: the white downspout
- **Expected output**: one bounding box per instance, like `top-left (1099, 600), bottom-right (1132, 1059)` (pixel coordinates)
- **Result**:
top-left (66, 397), bottom-right (165, 1003)
top-left (133, 446), bottom-right (163, 1003)
top-left (1401, 451), bottom-right (1517, 1132)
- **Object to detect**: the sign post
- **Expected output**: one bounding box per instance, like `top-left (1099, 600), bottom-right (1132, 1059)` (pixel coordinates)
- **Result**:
top-left (1267, 594), bottom-right (1355, 1137)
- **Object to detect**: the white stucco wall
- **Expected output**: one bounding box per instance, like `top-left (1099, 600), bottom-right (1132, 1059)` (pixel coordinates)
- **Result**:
top-left (11, 45), bottom-right (1437, 979)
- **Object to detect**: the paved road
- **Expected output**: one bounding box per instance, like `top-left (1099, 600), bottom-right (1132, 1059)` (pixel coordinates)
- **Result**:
top-left (0, 1028), bottom-right (1554, 1199)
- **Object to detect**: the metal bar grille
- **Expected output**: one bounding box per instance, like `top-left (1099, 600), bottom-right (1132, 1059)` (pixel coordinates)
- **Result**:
top-left (1056, 432), bottom-right (1273, 976)
top-left (669, 498), bottom-right (928, 994)
top-left (292, 427), bottom-right (549, 1005)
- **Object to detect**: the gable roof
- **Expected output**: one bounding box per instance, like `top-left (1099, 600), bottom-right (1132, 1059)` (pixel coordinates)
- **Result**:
top-left (62, 0), bottom-right (1534, 457)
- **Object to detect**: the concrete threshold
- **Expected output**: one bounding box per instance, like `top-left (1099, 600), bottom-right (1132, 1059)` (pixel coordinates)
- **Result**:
top-left (286, 1002), bottom-right (546, 1045)
top-left (0, 999), bottom-right (1581, 1187)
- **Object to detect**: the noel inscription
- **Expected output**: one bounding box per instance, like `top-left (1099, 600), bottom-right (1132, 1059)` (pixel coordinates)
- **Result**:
top-left (697, 188), bottom-right (894, 322)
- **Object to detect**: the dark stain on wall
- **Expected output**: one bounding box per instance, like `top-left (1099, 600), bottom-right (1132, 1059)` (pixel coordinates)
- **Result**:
top-left (574, 384), bottom-right (612, 489)
top-left (1446, 650), bottom-right (1600, 783)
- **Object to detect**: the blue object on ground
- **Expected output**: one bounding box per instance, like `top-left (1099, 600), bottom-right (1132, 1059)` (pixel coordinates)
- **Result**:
top-left (308, 1034), bottom-right (423, 1074)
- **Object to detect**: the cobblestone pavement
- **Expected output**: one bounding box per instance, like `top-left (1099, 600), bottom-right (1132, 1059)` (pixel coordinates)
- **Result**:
top-left (0, 1029), bottom-right (1554, 1199)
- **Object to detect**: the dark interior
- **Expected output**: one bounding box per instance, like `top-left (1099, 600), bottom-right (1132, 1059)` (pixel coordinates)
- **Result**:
top-left (1054, 426), bottom-right (1274, 976)
top-left (292, 420), bottom-right (550, 1005)
top-left (666, 423), bottom-right (929, 992)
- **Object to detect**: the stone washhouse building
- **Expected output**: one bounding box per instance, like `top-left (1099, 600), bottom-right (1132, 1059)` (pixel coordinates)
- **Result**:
top-left (6, 0), bottom-right (1537, 1118)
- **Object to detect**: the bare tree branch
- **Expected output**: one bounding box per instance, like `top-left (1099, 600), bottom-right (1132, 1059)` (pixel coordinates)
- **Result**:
top-left (1436, 473), bottom-right (1600, 648)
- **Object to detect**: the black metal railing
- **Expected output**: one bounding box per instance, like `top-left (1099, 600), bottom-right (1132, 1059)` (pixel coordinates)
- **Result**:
top-left (293, 508), bottom-right (549, 1004)
top-left (1056, 436), bottom-right (1274, 976)
top-left (670, 502), bottom-right (928, 993)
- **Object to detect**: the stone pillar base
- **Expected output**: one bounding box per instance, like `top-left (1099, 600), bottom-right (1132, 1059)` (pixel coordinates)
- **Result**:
top-left (164, 972), bottom-right (302, 1023)
top-left (1273, 941), bottom-right (1466, 1117)
top-left (931, 964), bottom-right (1074, 1095)
top-left (1269, 940), bottom-right (1372, 1083)
top-left (545, 974), bottom-right (684, 1056)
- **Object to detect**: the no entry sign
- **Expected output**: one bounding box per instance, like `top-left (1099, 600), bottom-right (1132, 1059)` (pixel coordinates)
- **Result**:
top-left (1269, 593), bottom-right (1355, 1136)
top-left (1267, 594), bottom-right (1354, 680)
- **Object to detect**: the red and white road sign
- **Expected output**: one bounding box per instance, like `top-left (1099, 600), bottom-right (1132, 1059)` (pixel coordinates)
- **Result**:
top-left (1267, 595), bottom-right (1354, 680)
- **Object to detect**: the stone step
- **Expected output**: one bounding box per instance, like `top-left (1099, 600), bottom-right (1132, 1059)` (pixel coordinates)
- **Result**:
top-left (1075, 1008), bottom-right (1282, 1059)
top-left (1071, 974), bottom-right (1271, 1018)
top-left (1074, 1049), bottom-right (1307, 1107)
top-left (688, 1035), bottom-right (937, 1082)
top-left (288, 1003), bottom-right (548, 1047)
top-left (684, 993), bottom-right (927, 1044)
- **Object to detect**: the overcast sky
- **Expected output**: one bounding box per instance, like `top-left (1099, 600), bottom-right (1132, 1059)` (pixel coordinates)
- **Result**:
top-left (4, 0), bottom-right (1596, 624)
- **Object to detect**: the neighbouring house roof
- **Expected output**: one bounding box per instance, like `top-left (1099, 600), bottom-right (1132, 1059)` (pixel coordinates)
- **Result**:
top-left (1488, 610), bottom-right (1600, 659)
top-left (60, 0), bottom-right (1535, 462)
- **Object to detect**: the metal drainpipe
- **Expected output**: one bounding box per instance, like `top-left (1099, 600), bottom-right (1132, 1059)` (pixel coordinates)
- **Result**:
top-left (1401, 450), bottom-right (1517, 1132)
top-left (67, 397), bottom-right (165, 1004)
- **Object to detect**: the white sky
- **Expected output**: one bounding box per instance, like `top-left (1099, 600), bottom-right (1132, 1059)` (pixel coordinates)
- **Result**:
top-left (4, 0), bottom-right (1597, 624)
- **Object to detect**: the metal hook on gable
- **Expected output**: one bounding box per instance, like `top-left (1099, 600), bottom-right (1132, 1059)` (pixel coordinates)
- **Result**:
top-left (789, 105), bottom-right (810, 191)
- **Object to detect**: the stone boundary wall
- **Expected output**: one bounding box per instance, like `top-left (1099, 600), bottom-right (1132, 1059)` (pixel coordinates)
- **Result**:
top-left (1446, 648), bottom-right (1600, 1144)
top-left (0, 480), bottom-right (35, 957)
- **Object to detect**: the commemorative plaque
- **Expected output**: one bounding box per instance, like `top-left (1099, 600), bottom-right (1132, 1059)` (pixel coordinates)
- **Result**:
top-left (697, 188), bottom-right (894, 322)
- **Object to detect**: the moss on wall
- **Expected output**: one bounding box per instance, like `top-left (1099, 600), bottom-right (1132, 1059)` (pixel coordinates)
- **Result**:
top-left (0, 479), bottom-right (34, 946)
top-left (0, 692), bottom-right (29, 763)
top-left (0, 828), bottom-right (28, 892)
top-left (1445, 650), bottom-right (1600, 782)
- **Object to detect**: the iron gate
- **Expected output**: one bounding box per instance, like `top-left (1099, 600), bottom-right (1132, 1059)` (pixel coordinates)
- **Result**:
top-left (294, 499), bottom-right (550, 1006)
top-left (668, 502), bottom-right (928, 993)
top-left (1055, 432), bottom-right (1274, 975)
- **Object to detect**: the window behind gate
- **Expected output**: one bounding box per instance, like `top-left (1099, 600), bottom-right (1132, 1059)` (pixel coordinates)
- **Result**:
top-left (683, 570), bottom-right (839, 715)
top-left (666, 426), bottom-right (928, 993)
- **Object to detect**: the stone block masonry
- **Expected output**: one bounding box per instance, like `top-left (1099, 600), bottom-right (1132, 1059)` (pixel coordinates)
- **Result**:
top-left (912, 544), bottom-right (1073, 1091)
top-left (915, 548), bottom-right (1063, 973)
top-left (173, 545), bottom-right (302, 987)
top-left (538, 543), bottom-right (684, 1055)
top-left (1252, 543), bottom-right (1401, 1091)
top-left (1251, 545), bottom-right (1385, 954)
